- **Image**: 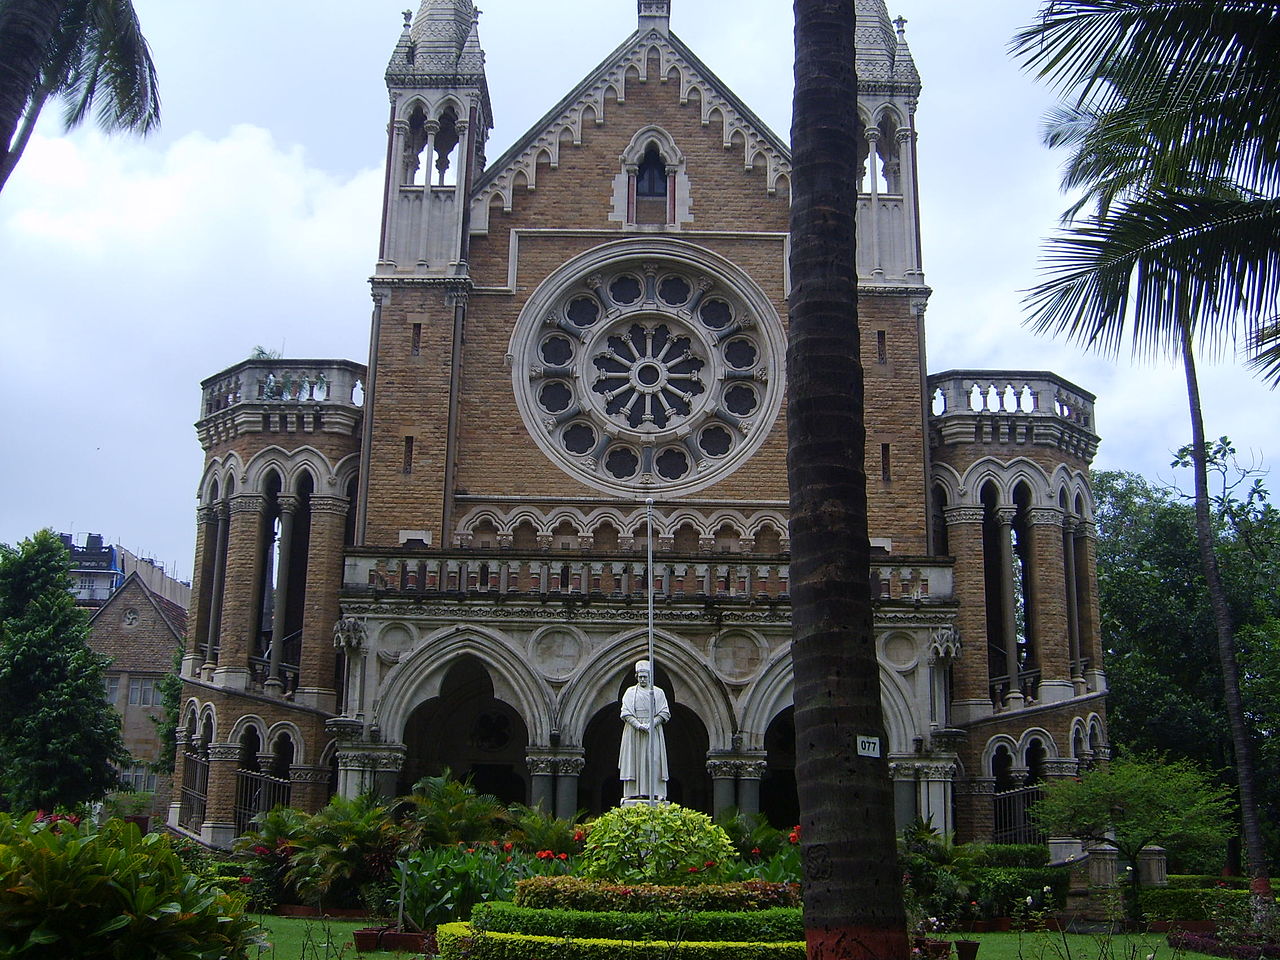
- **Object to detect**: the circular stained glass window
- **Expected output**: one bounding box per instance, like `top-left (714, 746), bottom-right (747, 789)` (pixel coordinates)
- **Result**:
top-left (609, 275), bottom-right (642, 305)
top-left (512, 252), bottom-right (784, 495)
top-left (700, 298), bottom-right (732, 329)
top-left (658, 275), bottom-right (691, 306)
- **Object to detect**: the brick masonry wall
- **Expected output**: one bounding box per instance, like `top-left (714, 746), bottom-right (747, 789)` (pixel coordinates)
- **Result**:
top-left (364, 69), bottom-right (931, 553)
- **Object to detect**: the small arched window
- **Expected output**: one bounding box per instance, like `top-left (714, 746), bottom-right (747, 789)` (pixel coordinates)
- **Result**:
top-left (636, 143), bottom-right (668, 197)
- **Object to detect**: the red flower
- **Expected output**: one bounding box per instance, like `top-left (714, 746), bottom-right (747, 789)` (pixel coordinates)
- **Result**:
top-left (751, 847), bottom-right (761, 855)
top-left (536, 850), bottom-right (553, 860)
top-left (788, 832), bottom-right (799, 844)
top-left (557, 853), bottom-right (568, 860)
top-left (503, 842), bottom-right (514, 852)
top-left (573, 830), bottom-right (585, 842)
top-left (253, 845), bottom-right (270, 857)
top-left (704, 861), bottom-right (717, 868)
top-left (688, 867), bottom-right (699, 873)
top-left (239, 876), bottom-right (253, 884)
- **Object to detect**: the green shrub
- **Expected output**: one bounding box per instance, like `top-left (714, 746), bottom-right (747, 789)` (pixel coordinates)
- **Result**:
top-left (513, 876), bottom-right (801, 912)
top-left (1139, 886), bottom-right (1252, 921)
top-left (397, 771), bottom-right (510, 847)
top-left (720, 844), bottom-right (802, 885)
top-left (395, 844), bottom-right (572, 929)
top-left (970, 844), bottom-right (1051, 868)
top-left (284, 793), bottom-right (401, 908)
top-left (1165, 874), bottom-right (1251, 890)
top-left (714, 809), bottom-right (788, 861)
top-left (971, 867), bottom-right (1068, 918)
top-left (437, 922), bottom-right (806, 960)
top-left (579, 803), bottom-right (738, 885)
top-left (472, 901), bottom-right (803, 941)
top-left (504, 804), bottom-right (585, 855)
top-left (0, 813), bottom-right (262, 959)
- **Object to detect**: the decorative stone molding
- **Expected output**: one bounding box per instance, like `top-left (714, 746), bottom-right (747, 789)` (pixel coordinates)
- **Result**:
top-left (310, 496), bottom-right (351, 517)
top-left (326, 717), bottom-right (366, 743)
top-left (954, 777), bottom-right (997, 798)
top-left (705, 759), bottom-right (738, 778)
top-left (1042, 758), bottom-right (1081, 779)
top-left (1028, 507), bottom-right (1065, 526)
top-left (333, 616), bottom-right (367, 651)
top-left (290, 765), bottom-right (333, 785)
top-left (736, 760), bottom-right (768, 779)
top-left (927, 627), bottom-right (961, 663)
top-left (277, 495), bottom-right (300, 516)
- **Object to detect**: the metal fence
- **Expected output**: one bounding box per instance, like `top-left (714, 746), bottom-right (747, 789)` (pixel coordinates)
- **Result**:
top-left (179, 751), bottom-right (209, 830)
top-left (234, 769), bottom-right (292, 836)
top-left (993, 784), bottom-right (1044, 844)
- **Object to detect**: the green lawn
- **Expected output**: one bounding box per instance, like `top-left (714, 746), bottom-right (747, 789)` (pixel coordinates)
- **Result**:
top-left (250, 916), bottom-right (403, 959)
top-left (247, 918), bottom-right (1224, 960)
top-left (944, 931), bottom-right (1218, 960)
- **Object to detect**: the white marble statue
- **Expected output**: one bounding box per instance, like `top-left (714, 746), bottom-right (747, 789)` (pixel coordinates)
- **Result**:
top-left (618, 659), bottom-right (670, 801)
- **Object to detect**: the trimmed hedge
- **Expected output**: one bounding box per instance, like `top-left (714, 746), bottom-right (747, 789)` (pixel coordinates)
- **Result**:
top-left (437, 922), bottom-right (806, 960)
top-left (514, 876), bottom-right (801, 913)
top-left (1166, 875), bottom-right (1252, 891)
top-left (1140, 887), bottom-right (1252, 921)
top-left (1168, 931), bottom-right (1280, 959)
top-left (472, 901), bottom-right (803, 942)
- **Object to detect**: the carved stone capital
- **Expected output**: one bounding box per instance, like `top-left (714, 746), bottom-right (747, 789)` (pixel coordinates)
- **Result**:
top-left (1074, 519), bottom-right (1098, 539)
top-left (277, 495), bottom-right (300, 516)
top-left (326, 716), bottom-right (366, 743)
top-left (333, 616), bottom-right (367, 651)
top-left (229, 494), bottom-right (267, 516)
top-left (207, 742), bottom-right (242, 763)
top-left (943, 506), bottom-right (985, 525)
top-left (1028, 507), bottom-right (1065, 526)
top-left (423, 119), bottom-right (441, 136)
top-left (928, 626), bottom-right (961, 662)
top-left (197, 505), bottom-right (220, 525)
top-left (310, 496), bottom-right (351, 517)
top-left (996, 507), bottom-right (1019, 526)
top-left (736, 759), bottom-right (768, 779)
top-left (1042, 758), bottom-right (1082, 779)
top-left (557, 757), bottom-right (586, 777)
top-left (706, 759), bottom-right (738, 779)
top-left (864, 127), bottom-right (881, 143)
top-left (289, 765), bottom-right (333, 785)
top-left (526, 756), bottom-right (558, 776)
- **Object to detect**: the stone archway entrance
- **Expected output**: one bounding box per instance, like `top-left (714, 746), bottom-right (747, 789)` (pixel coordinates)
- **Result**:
top-left (401, 655), bottom-right (530, 804)
top-left (577, 666), bottom-right (711, 814)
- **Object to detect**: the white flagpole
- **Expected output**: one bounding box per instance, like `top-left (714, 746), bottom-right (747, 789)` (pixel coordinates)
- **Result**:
top-left (646, 497), bottom-right (657, 806)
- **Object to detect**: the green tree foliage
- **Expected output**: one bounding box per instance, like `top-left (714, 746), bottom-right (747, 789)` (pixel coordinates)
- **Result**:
top-left (0, 530), bottom-right (128, 811)
top-left (1032, 756), bottom-right (1235, 915)
top-left (1094, 467), bottom-right (1280, 870)
top-left (578, 803), bottom-right (738, 885)
top-left (0, 0), bottom-right (160, 193)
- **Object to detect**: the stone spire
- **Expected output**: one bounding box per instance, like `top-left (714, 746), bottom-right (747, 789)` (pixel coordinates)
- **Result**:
top-left (638, 0), bottom-right (671, 37)
top-left (855, 0), bottom-right (920, 93)
top-left (387, 0), bottom-right (486, 77)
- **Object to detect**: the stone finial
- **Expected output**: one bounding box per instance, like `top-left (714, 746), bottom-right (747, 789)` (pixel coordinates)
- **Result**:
top-left (638, 0), bottom-right (670, 36)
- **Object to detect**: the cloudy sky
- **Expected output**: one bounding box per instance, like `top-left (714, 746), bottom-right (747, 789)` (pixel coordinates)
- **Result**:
top-left (1, 0), bottom-right (1275, 582)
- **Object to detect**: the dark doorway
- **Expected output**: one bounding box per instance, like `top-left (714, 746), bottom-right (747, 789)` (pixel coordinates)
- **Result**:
top-left (401, 655), bottom-right (530, 804)
top-left (761, 707), bottom-right (799, 828)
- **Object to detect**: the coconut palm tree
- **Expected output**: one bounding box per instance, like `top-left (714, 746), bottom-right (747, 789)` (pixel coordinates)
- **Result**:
top-left (788, 1), bottom-right (908, 956)
top-left (1012, 0), bottom-right (1279, 899)
top-left (0, 0), bottom-right (159, 193)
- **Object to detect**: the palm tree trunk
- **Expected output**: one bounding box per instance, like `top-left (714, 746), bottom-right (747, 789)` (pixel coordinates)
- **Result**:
top-left (1180, 328), bottom-right (1273, 902)
top-left (0, 0), bottom-right (67, 191)
top-left (789, 1), bottom-right (907, 957)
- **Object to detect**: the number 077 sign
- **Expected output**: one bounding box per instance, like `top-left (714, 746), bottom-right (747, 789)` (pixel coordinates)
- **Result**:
top-left (857, 735), bottom-right (881, 758)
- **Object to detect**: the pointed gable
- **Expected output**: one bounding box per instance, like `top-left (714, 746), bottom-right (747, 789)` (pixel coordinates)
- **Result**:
top-left (471, 26), bottom-right (791, 226)
top-left (87, 572), bottom-right (184, 672)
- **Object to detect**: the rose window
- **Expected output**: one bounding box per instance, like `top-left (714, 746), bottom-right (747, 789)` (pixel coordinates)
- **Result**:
top-left (512, 249), bottom-right (784, 496)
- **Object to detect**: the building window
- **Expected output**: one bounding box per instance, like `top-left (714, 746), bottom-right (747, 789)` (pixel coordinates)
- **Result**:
top-left (881, 443), bottom-right (892, 482)
top-left (411, 323), bottom-right (422, 357)
top-left (403, 436), bottom-right (414, 474)
top-left (636, 144), bottom-right (668, 198)
top-left (77, 576), bottom-right (95, 593)
top-left (876, 329), bottom-right (888, 364)
top-left (103, 676), bottom-right (120, 704)
top-left (128, 677), bottom-right (156, 707)
top-left (119, 764), bottom-right (157, 793)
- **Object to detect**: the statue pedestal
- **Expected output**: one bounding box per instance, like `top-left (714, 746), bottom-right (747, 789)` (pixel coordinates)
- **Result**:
top-left (620, 798), bottom-right (671, 808)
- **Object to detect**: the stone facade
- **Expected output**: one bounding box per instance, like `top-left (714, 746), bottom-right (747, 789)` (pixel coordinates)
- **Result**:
top-left (172, 0), bottom-right (1108, 846)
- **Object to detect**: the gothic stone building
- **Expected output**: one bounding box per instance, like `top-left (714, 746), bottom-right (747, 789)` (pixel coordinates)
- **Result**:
top-left (171, 0), bottom-right (1109, 847)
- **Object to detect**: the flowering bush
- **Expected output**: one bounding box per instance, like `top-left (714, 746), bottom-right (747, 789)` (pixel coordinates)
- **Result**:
top-left (579, 803), bottom-right (738, 885)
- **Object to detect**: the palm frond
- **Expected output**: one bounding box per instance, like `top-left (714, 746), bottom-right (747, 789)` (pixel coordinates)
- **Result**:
top-left (1025, 193), bottom-right (1280, 360)
top-left (57, 0), bottom-right (159, 134)
top-left (1245, 320), bottom-right (1280, 388)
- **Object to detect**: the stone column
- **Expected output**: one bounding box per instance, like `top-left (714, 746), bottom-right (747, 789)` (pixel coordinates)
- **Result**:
top-left (289, 765), bottom-right (333, 815)
top-left (736, 759), bottom-right (767, 817)
top-left (201, 742), bottom-right (241, 849)
top-left (298, 496), bottom-right (348, 712)
top-left (265, 495), bottom-right (298, 694)
top-left (896, 126), bottom-right (921, 277)
top-left (916, 760), bottom-right (957, 837)
top-left (187, 506), bottom-right (218, 677)
top-left (1029, 506), bottom-right (1072, 704)
top-left (953, 777), bottom-right (995, 844)
top-left (707, 759), bottom-right (737, 817)
top-left (335, 742), bottom-right (405, 800)
top-left (865, 126), bottom-right (883, 278)
top-left (1062, 517), bottom-right (1085, 692)
top-left (416, 118), bottom-right (440, 266)
top-left (203, 502), bottom-right (230, 678)
top-left (214, 494), bottom-right (267, 691)
top-left (527, 756), bottom-right (556, 812)
top-left (997, 508), bottom-right (1023, 708)
top-left (555, 757), bottom-right (585, 822)
top-left (1137, 846), bottom-right (1168, 888)
top-left (1075, 521), bottom-right (1107, 692)
top-left (380, 115), bottom-right (409, 266)
top-left (167, 727), bottom-right (190, 830)
top-left (945, 506), bottom-right (992, 722)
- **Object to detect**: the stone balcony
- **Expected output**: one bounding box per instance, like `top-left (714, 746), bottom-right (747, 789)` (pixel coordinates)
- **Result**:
top-left (928, 369), bottom-right (1099, 462)
top-left (197, 359), bottom-right (366, 449)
